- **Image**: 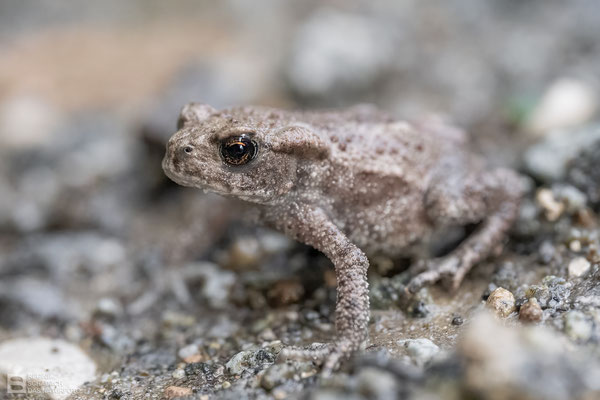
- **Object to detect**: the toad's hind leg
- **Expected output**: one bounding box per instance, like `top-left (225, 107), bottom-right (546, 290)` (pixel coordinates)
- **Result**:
top-left (407, 168), bottom-right (523, 293)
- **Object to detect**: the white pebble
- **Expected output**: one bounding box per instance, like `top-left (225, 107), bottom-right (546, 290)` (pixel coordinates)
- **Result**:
top-left (0, 338), bottom-right (96, 400)
top-left (568, 257), bottom-right (591, 279)
top-left (525, 78), bottom-right (598, 136)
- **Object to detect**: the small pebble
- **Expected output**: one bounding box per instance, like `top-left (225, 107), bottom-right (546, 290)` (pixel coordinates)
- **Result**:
top-left (172, 368), bottom-right (186, 380)
top-left (536, 188), bottom-right (564, 221)
top-left (267, 279), bottom-right (305, 306)
top-left (273, 389), bottom-right (288, 400)
top-left (259, 328), bottom-right (277, 341)
top-left (568, 257), bottom-right (591, 278)
top-left (164, 386), bottom-right (192, 399)
top-left (486, 287), bottom-right (516, 318)
top-left (519, 298), bottom-right (543, 323)
top-left (569, 240), bottom-right (582, 252)
top-left (225, 236), bottom-right (262, 270)
top-left (95, 297), bottom-right (123, 318)
top-left (564, 311), bottom-right (593, 342)
top-left (525, 77), bottom-right (597, 136)
top-left (261, 362), bottom-right (316, 390)
top-left (402, 338), bottom-right (440, 367)
top-left (226, 349), bottom-right (275, 375)
top-left (356, 367), bottom-right (399, 399)
top-left (178, 344), bottom-right (200, 361)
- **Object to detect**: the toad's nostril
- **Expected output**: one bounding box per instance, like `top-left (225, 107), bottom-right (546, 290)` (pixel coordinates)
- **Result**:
top-left (183, 145), bottom-right (194, 154)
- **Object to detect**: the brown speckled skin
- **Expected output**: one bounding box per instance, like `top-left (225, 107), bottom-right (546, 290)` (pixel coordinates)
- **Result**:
top-left (162, 103), bottom-right (523, 373)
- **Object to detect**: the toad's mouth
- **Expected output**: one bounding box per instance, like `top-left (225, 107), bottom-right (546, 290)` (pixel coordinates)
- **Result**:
top-left (162, 156), bottom-right (242, 197)
top-left (161, 155), bottom-right (205, 189)
top-left (161, 155), bottom-right (279, 204)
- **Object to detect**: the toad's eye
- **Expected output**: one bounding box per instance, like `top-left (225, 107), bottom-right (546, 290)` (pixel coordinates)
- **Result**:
top-left (220, 134), bottom-right (258, 166)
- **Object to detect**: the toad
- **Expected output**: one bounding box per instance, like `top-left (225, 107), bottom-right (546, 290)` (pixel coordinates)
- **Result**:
top-left (162, 103), bottom-right (523, 373)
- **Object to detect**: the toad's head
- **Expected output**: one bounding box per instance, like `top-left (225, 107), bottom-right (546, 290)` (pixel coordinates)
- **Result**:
top-left (162, 103), bottom-right (329, 205)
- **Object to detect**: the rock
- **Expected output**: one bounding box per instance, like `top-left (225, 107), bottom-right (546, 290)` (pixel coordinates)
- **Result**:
top-left (525, 78), bottom-right (598, 137)
top-left (11, 232), bottom-right (128, 279)
top-left (536, 184), bottom-right (588, 222)
top-left (267, 279), bottom-right (305, 306)
top-left (184, 262), bottom-right (236, 308)
top-left (0, 338), bottom-right (96, 400)
top-left (525, 79), bottom-right (599, 135)
top-left (258, 328), bottom-right (277, 342)
top-left (485, 287), bottom-right (516, 317)
top-left (309, 390), bottom-right (364, 400)
top-left (526, 276), bottom-right (571, 311)
top-left (286, 9), bottom-right (394, 101)
top-left (94, 297), bottom-right (123, 318)
top-left (355, 367), bottom-right (399, 400)
top-left (568, 257), bottom-right (591, 279)
top-left (551, 184), bottom-right (588, 214)
top-left (171, 368), bottom-right (186, 380)
top-left (519, 298), bottom-right (543, 323)
top-left (536, 188), bottom-right (565, 221)
top-left (2, 278), bottom-right (75, 319)
top-left (402, 338), bottom-right (440, 367)
top-left (225, 349), bottom-right (275, 375)
top-left (223, 236), bottom-right (262, 271)
top-left (564, 311), bottom-right (593, 342)
top-left (523, 124), bottom-right (600, 182)
top-left (0, 95), bottom-right (60, 150)
top-left (260, 362), bottom-right (316, 390)
top-left (206, 315), bottom-right (240, 339)
top-left (164, 386), bottom-right (192, 399)
top-left (457, 312), bottom-right (600, 400)
top-left (259, 232), bottom-right (294, 254)
top-left (369, 275), bottom-right (408, 310)
top-left (97, 323), bottom-right (135, 354)
top-left (178, 344), bottom-right (201, 362)
top-left (567, 139), bottom-right (600, 208)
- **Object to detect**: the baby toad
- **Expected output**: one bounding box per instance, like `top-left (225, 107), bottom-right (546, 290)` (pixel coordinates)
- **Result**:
top-left (162, 103), bottom-right (523, 373)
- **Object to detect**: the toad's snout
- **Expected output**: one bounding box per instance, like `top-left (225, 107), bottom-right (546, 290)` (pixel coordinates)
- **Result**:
top-left (163, 135), bottom-right (194, 177)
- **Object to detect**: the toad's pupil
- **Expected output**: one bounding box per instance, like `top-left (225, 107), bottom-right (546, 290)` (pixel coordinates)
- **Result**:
top-left (228, 143), bottom-right (246, 156)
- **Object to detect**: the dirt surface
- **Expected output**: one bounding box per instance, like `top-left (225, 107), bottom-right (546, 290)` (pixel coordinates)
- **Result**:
top-left (0, 1), bottom-right (599, 399)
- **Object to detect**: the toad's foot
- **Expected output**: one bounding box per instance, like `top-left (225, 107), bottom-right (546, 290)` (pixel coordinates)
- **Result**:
top-left (278, 340), bottom-right (356, 377)
top-left (405, 256), bottom-right (462, 294)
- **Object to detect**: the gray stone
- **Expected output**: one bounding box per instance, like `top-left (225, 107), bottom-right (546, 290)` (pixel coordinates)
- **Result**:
top-left (1, 279), bottom-right (76, 319)
top-left (286, 9), bottom-right (394, 101)
top-left (564, 310), bottom-right (593, 342)
top-left (401, 338), bottom-right (440, 367)
top-left (261, 361), bottom-right (316, 390)
top-left (523, 125), bottom-right (600, 182)
top-left (355, 367), bottom-right (399, 400)
top-left (456, 311), bottom-right (600, 400)
top-left (0, 338), bottom-right (96, 400)
top-left (225, 349), bottom-right (275, 375)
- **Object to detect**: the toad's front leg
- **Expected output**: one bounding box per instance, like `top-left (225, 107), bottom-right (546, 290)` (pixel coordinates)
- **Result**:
top-left (271, 204), bottom-right (370, 375)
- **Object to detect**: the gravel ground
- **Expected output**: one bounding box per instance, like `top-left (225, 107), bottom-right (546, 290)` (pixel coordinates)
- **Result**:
top-left (0, 2), bottom-right (599, 399)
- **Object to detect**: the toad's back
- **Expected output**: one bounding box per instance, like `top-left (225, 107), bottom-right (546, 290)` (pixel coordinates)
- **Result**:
top-left (290, 111), bottom-right (475, 256)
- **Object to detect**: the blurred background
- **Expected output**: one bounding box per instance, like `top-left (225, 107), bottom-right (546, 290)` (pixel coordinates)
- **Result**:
top-left (0, 1), bottom-right (599, 399)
